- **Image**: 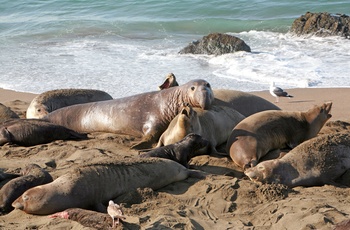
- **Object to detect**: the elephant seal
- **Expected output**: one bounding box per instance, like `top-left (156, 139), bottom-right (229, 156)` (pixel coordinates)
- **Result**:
top-left (0, 103), bottom-right (19, 123)
top-left (12, 158), bottom-right (200, 215)
top-left (44, 79), bottom-right (214, 149)
top-left (140, 133), bottom-right (209, 168)
top-left (227, 102), bottom-right (332, 169)
top-left (26, 88), bottom-right (113, 119)
top-left (244, 132), bottom-right (350, 187)
top-left (0, 119), bottom-right (87, 146)
top-left (158, 74), bottom-right (280, 116)
top-left (0, 164), bottom-right (52, 213)
top-left (50, 208), bottom-right (115, 230)
top-left (156, 104), bottom-right (245, 155)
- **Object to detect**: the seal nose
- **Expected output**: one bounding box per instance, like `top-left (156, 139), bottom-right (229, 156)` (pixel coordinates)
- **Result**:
top-left (12, 199), bottom-right (24, 210)
top-left (244, 170), bottom-right (257, 181)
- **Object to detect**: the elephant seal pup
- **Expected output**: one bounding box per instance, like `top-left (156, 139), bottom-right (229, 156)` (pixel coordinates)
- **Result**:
top-left (244, 132), bottom-right (350, 188)
top-left (227, 102), bottom-right (332, 169)
top-left (50, 208), bottom-right (115, 230)
top-left (0, 103), bottom-right (19, 123)
top-left (157, 75), bottom-right (280, 116)
top-left (0, 164), bottom-right (53, 213)
top-left (140, 133), bottom-right (209, 168)
top-left (26, 88), bottom-right (113, 119)
top-left (157, 104), bottom-right (245, 155)
top-left (44, 79), bottom-right (214, 149)
top-left (0, 119), bottom-right (87, 146)
top-left (12, 158), bottom-right (200, 215)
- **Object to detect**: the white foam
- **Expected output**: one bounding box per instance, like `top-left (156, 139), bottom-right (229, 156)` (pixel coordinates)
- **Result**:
top-left (0, 30), bottom-right (349, 98)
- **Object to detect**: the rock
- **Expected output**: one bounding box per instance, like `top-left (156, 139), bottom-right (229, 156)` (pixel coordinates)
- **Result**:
top-left (290, 12), bottom-right (350, 38)
top-left (179, 33), bottom-right (251, 55)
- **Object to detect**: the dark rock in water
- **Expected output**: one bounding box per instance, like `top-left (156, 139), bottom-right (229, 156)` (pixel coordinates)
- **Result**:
top-left (290, 12), bottom-right (350, 39)
top-left (179, 33), bottom-right (251, 55)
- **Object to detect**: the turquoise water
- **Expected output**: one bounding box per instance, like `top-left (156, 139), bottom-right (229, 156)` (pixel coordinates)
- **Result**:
top-left (1, 0), bottom-right (349, 98)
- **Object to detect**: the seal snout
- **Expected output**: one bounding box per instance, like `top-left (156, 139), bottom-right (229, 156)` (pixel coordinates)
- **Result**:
top-left (11, 199), bottom-right (24, 210)
top-left (244, 168), bottom-right (261, 182)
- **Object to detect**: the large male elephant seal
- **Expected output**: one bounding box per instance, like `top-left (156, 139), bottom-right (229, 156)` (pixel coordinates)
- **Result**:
top-left (12, 158), bottom-right (200, 215)
top-left (44, 79), bottom-right (214, 149)
top-left (0, 103), bottom-right (19, 123)
top-left (0, 164), bottom-right (53, 213)
top-left (244, 132), bottom-right (350, 188)
top-left (156, 104), bottom-right (245, 155)
top-left (158, 74), bottom-right (280, 116)
top-left (0, 119), bottom-right (87, 146)
top-left (140, 133), bottom-right (209, 168)
top-left (26, 88), bottom-right (113, 119)
top-left (227, 102), bottom-right (332, 169)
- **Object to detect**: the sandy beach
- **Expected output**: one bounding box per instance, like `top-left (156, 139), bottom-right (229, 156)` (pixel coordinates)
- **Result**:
top-left (0, 87), bottom-right (350, 230)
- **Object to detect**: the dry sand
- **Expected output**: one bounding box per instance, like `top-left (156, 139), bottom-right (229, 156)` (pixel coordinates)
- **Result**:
top-left (0, 87), bottom-right (350, 230)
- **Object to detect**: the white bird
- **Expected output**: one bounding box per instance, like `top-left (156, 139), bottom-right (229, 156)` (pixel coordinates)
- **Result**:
top-left (107, 200), bottom-right (126, 228)
top-left (269, 82), bottom-right (293, 103)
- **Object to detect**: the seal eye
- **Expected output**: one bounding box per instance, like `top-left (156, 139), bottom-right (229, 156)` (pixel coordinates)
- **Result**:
top-left (191, 86), bottom-right (195, 91)
top-left (22, 194), bottom-right (29, 201)
top-left (206, 83), bottom-right (211, 88)
top-left (37, 109), bottom-right (41, 112)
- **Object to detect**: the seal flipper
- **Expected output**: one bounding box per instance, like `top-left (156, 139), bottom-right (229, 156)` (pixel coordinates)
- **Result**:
top-left (130, 135), bottom-right (157, 150)
top-left (188, 169), bottom-right (207, 179)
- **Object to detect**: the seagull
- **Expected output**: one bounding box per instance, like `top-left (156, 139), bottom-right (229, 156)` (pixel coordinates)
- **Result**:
top-left (107, 200), bottom-right (126, 228)
top-left (269, 82), bottom-right (293, 103)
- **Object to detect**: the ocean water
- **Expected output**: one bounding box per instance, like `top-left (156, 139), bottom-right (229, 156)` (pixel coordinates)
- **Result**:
top-left (0, 0), bottom-right (349, 98)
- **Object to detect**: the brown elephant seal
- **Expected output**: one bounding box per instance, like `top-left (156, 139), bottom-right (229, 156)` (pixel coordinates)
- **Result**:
top-left (157, 104), bottom-right (245, 155)
top-left (227, 102), bottom-right (332, 169)
top-left (0, 164), bottom-right (53, 213)
top-left (244, 132), bottom-right (350, 188)
top-left (213, 89), bottom-right (281, 117)
top-left (12, 158), bottom-right (201, 215)
top-left (333, 219), bottom-right (350, 230)
top-left (50, 208), bottom-right (117, 230)
top-left (44, 79), bottom-right (214, 149)
top-left (0, 103), bottom-right (19, 123)
top-left (26, 88), bottom-right (113, 119)
top-left (0, 119), bottom-right (87, 146)
top-left (140, 133), bottom-right (209, 168)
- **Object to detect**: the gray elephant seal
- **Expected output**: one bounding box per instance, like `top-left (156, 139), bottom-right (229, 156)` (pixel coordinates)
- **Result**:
top-left (12, 158), bottom-right (200, 215)
top-left (227, 102), bottom-right (332, 169)
top-left (140, 133), bottom-right (209, 168)
top-left (0, 103), bottom-right (19, 123)
top-left (157, 104), bottom-right (245, 155)
top-left (0, 119), bottom-right (87, 146)
top-left (44, 79), bottom-right (214, 149)
top-left (158, 74), bottom-right (280, 116)
top-left (244, 132), bottom-right (350, 187)
top-left (0, 164), bottom-right (52, 213)
top-left (26, 88), bottom-right (113, 119)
